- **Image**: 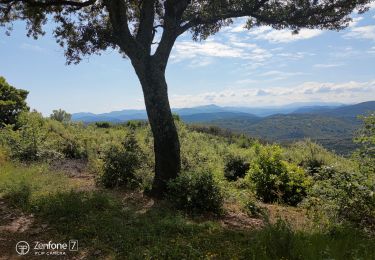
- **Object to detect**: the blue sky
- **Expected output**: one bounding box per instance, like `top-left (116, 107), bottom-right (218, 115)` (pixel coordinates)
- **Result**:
top-left (1, 4), bottom-right (375, 115)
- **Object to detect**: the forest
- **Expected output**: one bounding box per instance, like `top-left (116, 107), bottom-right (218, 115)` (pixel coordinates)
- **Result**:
top-left (0, 77), bottom-right (374, 258)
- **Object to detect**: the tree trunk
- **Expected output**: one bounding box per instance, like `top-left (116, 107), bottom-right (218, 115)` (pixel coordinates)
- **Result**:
top-left (133, 57), bottom-right (181, 198)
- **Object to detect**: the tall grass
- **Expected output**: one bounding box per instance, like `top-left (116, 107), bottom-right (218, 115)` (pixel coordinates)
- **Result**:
top-left (1, 163), bottom-right (373, 259)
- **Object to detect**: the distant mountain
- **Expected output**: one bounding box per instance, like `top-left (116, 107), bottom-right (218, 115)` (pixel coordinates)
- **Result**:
top-left (174, 104), bottom-right (226, 115)
top-left (72, 110), bottom-right (147, 122)
top-left (293, 101), bottom-right (375, 118)
top-left (181, 112), bottom-right (260, 123)
top-left (197, 101), bottom-right (375, 154)
top-left (71, 101), bottom-right (374, 154)
top-left (223, 102), bottom-right (344, 117)
top-left (72, 102), bottom-right (344, 122)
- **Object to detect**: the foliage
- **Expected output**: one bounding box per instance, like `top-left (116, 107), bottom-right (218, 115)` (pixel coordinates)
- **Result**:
top-left (0, 145), bottom-right (8, 165)
top-left (50, 109), bottom-right (72, 123)
top-left (284, 140), bottom-right (358, 174)
top-left (207, 113), bottom-right (362, 155)
top-left (95, 121), bottom-right (112, 128)
top-left (354, 113), bottom-right (375, 174)
top-left (167, 171), bottom-right (224, 215)
top-left (125, 120), bottom-right (148, 130)
top-left (1, 163), bottom-right (374, 259)
top-left (224, 154), bottom-right (250, 181)
top-left (99, 132), bottom-right (144, 188)
top-left (1, 111), bottom-right (58, 161)
top-left (248, 145), bottom-right (310, 206)
top-left (305, 166), bottom-right (375, 232)
top-left (0, 0), bottom-right (368, 64)
top-left (0, 76), bottom-right (29, 127)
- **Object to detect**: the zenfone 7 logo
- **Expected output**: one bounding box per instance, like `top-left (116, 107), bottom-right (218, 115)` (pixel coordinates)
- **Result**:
top-left (15, 240), bottom-right (78, 256)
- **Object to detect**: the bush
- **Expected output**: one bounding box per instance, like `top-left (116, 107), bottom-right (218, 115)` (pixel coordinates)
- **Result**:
top-left (3, 111), bottom-right (58, 161)
top-left (224, 155), bottom-right (250, 181)
top-left (61, 137), bottom-right (88, 159)
top-left (305, 166), bottom-right (375, 231)
top-left (95, 122), bottom-right (111, 128)
top-left (167, 171), bottom-right (224, 215)
top-left (248, 146), bottom-right (310, 206)
top-left (99, 132), bottom-right (144, 188)
top-left (283, 140), bottom-right (352, 175)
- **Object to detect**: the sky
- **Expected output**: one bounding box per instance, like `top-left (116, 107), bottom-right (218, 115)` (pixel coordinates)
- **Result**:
top-left (1, 4), bottom-right (375, 115)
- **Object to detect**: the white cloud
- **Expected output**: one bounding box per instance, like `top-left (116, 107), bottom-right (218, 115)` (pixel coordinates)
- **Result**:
top-left (258, 70), bottom-right (306, 80)
top-left (171, 40), bottom-right (272, 66)
top-left (344, 25), bottom-right (375, 41)
top-left (313, 63), bottom-right (344, 68)
top-left (367, 2), bottom-right (375, 9)
top-left (170, 80), bottom-right (375, 107)
top-left (248, 26), bottom-right (323, 43)
top-left (188, 57), bottom-right (214, 67)
top-left (230, 24), bottom-right (247, 33)
top-left (348, 17), bottom-right (364, 27)
top-left (277, 52), bottom-right (307, 60)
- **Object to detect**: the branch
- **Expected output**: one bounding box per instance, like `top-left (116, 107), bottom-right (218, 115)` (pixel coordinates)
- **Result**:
top-left (179, 10), bottom-right (248, 34)
top-left (136, 0), bottom-right (156, 52)
top-left (0, 0), bottom-right (96, 7)
top-left (152, 0), bottom-right (190, 66)
top-left (178, 0), bottom-right (364, 35)
top-left (104, 0), bottom-right (141, 61)
top-left (178, 1), bottom-right (270, 34)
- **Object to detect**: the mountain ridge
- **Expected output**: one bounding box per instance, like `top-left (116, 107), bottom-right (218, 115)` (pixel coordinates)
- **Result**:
top-left (72, 101), bottom-right (354, 122)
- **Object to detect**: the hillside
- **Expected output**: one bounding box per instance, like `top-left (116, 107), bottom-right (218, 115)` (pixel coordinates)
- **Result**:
top-left (194, 102), bottom-right (375, 154)
top-left (71, 101), bottom-right (374, 154)
top-left (181, 111), bottom-right (260, 123)
top-left (207, 114), bottom-right (359, 154)
top-left (293, 101), bottom-right (375, 118)
top-left (1, 110), bottom-right (374, 258)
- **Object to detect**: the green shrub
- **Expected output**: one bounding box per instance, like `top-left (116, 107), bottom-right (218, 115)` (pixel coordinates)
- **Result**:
top-left (3, 111), bottom-right (60, 161)
top-left (99, 132), bottom-right (144, 188)
top-left (61, 137), bottom-right (88, 159)
top-left (354, 113), bottom-right (375, 175)
top-left (167, 171), bottom-right (224, 215)
top-left (224, 154), bottom-right (250, 181)
top-left (305, 166), bottom-right (375, 231)
top-left (248, 146), bottom-right (310, 206)
top-left (95, 122), bottom-right (112, 128)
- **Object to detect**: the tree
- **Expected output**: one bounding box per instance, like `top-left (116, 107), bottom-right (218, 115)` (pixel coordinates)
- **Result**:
top-left (355, 113), bottom-right (375, 174)
top-left (0, 76), bottom-right (29, 127)
top-left (0, 0), bottom-right (372, 197)
top-left (50, 109), bottom-right (72, 123)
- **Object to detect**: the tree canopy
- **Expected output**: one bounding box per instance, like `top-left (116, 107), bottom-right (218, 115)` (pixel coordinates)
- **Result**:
top-left (1, 0), bottom-right (372, 65)
top-left (50, 109), bottom-right (72, 123)
top-left (0, 77), bottom-right (29, 127)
